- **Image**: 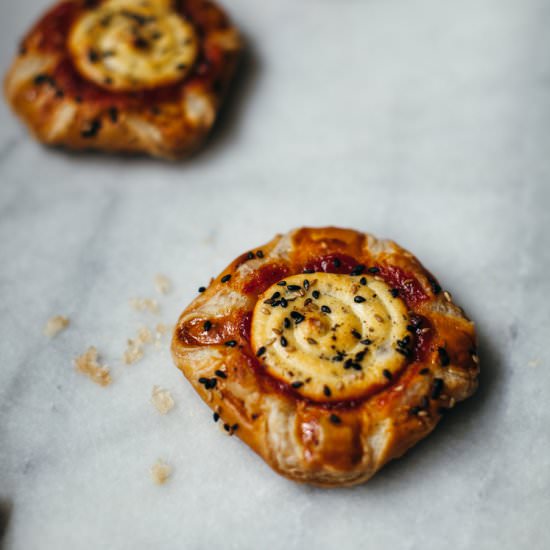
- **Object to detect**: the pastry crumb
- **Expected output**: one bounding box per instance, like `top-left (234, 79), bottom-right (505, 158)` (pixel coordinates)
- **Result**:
top-left (154, 274), bottom-right (172, 295)
top-left (74, 347), bottom-right (111, 386)
top-left (151, 460), bottom-right (172, 485)
top-left (137, 326), bottom-right (153, 345)
top-left (151, 385), bottom-right (175, 414)
top-left (129, 297), bottom-right (159, 314)
top-left (43, 315), bottom-right (69, 337)
top-left (123, 339), bottom-right (144, 365)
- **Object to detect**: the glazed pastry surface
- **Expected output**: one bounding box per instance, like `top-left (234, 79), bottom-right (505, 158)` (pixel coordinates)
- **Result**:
top-left (172, 227), bottom-right (479, 487)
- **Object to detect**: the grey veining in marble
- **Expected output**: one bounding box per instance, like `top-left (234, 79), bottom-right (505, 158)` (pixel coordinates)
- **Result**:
top-left (1, 0), bottom-right (550, 548)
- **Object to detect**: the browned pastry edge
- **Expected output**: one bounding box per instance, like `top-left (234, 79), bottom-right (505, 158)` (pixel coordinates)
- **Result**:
top-left (3, 0), bottom-right (242, 159)
top-left (171, 227), bottom-right (479, 487)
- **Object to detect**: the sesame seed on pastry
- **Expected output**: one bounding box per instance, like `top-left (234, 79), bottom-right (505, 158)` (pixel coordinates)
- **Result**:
top-left (4, 0), bottom-right (242, 159)
top-left (171, 227), bottom-right (479, 487)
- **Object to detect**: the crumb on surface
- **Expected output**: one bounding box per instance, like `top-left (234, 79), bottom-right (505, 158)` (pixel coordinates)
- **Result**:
top-left (151, 460), bottom-right (172, 485)
top-left (123, 339), bottom-right (144, 365)
top-left (151, 385), bottom-right (175, 414)
top-left (129, 297), bottom-right (159, 314)
top-left (74, 347), bottom-right (111, 386)
top-left (44, 315), bottom-right (69, 337)
top-left (137, 326), bottom-right (153, 344)
top-left (154, 274), bottom-right (172, 295)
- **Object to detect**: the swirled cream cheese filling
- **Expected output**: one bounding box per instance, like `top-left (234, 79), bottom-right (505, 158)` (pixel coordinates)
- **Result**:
top-left (251, 273), bottom-right (412, 402)
top-left (68, 0), bottom-right (198, 91)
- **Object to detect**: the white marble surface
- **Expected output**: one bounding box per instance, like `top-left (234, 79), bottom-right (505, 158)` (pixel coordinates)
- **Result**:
top-left (1, 0), bottom-right (550, 548)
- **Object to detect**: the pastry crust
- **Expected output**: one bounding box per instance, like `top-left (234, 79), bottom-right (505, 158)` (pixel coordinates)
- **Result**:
top-left (4, 0), bottom-right (241, 159)
top-left (171, 227), bottom-right (479, 487)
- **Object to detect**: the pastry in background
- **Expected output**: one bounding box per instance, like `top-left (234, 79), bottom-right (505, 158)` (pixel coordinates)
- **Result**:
top-left (4, 0), bottom-right (241, 159)
top-left (171, 227), bottom-right (479, 487)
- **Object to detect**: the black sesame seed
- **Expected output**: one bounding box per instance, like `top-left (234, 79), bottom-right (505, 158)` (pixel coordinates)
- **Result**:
top-left (246, 251), bottom-right (254, 260)
top-left (431, 378), bottom-right (444, 399)
top-left (221, 274), bottom-right (231, 283)
top-left (354, 296), bottom-right (366, 303)
top-left (312, 290), bottom-right (321, 299)
top-left (303, 268), bottom-right (314, 274)
top-left (290, 311), bottom-right (305, 324)
top-left (287, 285), bottom-right (301, 292)
top-left (280, 298), bottom-right (288, 308)
top-left (360, 277), bottom-right (367, 286)
top-left (223, 423), bottom-right (230, 432)
top-left (397, 336), bottom-right (411, 348)
top-left (213, 412), bottom-right (219, 422)
top-left (351, 329), bottom-right (362, 339)
top-left (419, 368), bottom-right (430, 375)
top-left (270, 291), bottom-right (281, 300)
top-left (329, 414), bottom-right (341, 424)
top-left (390, 288), bottom-right (399, 298)
top-left (429, 278), bottom-right (442, 295)
top-left (198, 286), bottom-right (206, 293)
top-left (198, 377), bottom-right (209, 385)
top-left (360, 339), bottom-right (372, 345)
top-left (206, 378), bottom-right (217, 389)
top-left (367, 267), bottom-right (380, 274)
top-left (280, 336), bottom-right (288, 347)
top-left (355, 350), bottom-right (366, 362)
top-left (33, 74), bottom-right (55, 86)
top-left (382, 369), bottom-right (393, 380)
top-left (438, 347), bottom-right (450, 366)
top-left (256, 250), bottom-right (264, 258)
top-left (406, 324), bottom-right (416, 332)
top-left (215, 370), bottom-right (227, 379)
top-left (277, 281), bottom-right (287, 286)
top-left (283, 317), bottom-right (291, 329)
top-left (332, 354), bottom-right (344, 362)
top-left (323, 385), bottom-right (332, 397)
top-left (225, 340), bottom-right (237, 347)
top-left (303, 279), bottom-right (310, 290)
top-left (203, 320), bottom-right (212, 331)
top-left (352, 363), bottom-right (362, 371)
top-left (87, 49), bottom-right (99, 63)
top-left (321, 305), bottom-right (331, 314)
top-left (108, 106), bottom-right (118, 123)
top-left (343, 359), bottom-right (353, 370)
top-left (81, 118), bottom-right (102, 138)
top-left (256, 346), bottom-right (266, 357)
top-left (291, 381), bottom-right (303, 388)
top-left (231, 423), bottom-right (239, 431)
top-left (350, 264), bottom-right (365, 276)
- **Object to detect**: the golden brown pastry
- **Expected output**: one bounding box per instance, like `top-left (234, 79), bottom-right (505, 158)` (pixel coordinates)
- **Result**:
top-left (4, 0), bottom-right (241, 159)
top-left (171, 227), bottom-right (479, 487)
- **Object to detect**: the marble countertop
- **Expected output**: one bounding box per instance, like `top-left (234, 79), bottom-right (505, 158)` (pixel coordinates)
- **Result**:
top-left (1, 0), bottom-right (549, 548)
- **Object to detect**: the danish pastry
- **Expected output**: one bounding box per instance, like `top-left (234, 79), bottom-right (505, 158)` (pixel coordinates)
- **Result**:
top-left (171, 227), bottom-right (479, 487)
top-left (4, 0), bottom-right (241, 159)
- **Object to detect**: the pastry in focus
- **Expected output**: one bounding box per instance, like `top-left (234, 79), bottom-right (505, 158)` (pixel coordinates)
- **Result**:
top-left (171, 227), bottom-right (479, 487)
top-left (4, 0), bottom-right (241, 159)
